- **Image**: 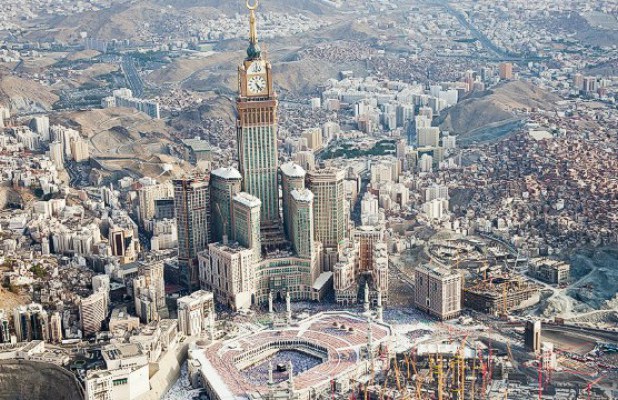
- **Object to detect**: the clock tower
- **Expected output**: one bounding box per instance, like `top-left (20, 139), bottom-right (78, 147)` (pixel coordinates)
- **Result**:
top-left (236, 0), bottom-right (281, 235)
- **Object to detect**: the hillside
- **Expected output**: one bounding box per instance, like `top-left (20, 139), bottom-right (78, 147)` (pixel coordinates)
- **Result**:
top-left (0, 75), bottom-right (59, 113)
top-left (438, 81), bottom-right (560, 142)
top-left (29, 0), bottom-right (340, 44)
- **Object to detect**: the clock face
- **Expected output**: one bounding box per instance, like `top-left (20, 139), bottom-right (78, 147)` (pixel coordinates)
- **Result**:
top-left (248, 75), bottom-right (267, 94)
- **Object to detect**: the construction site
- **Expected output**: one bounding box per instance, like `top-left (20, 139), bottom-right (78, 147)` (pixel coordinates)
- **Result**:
top-left (463, 275), bottom-right (540, 316)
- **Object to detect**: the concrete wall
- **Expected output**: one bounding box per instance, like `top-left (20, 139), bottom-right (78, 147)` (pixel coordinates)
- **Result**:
top-left (136, 340), bottom-right (190, 400)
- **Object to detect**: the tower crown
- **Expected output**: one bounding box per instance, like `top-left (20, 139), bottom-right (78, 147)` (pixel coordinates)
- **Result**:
top-left (246, 0), bottom-right (261, 60)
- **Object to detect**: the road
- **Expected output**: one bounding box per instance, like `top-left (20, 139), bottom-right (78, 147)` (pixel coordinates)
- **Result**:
top-left (428, 0), bottom-right (534, 61)
top-left (122, 56), bottom-right (144, 97)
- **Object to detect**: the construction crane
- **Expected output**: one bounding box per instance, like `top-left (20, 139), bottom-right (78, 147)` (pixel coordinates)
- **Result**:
top-left (457, 333), bottom-right (470, 400)
top-left (586, 374), bottom-right (606, 400)
top-left (410, 351), bottom-right (423, 400)
top-left (429, 354), bottom-right (446, 400)
top-left (437, 355), bottom-right (445, 400)
top-left (469, 344), bottom-right (478, 400)
top-left (537, 353), bottom-right (543, 400)
top-left (506, 342), bottom-right (514, 366)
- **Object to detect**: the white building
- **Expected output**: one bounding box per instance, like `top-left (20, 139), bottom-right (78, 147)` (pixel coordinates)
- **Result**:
top-left (85, 343), bottom-right (150, 400)
top-left (177, 290), bottom-right (215, 337)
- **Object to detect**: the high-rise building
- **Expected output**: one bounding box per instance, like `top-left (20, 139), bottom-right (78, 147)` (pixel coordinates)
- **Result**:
top-left (322, 121), bottom-right (340, 142)
top-left (524, 320), bottom-right (542, 353)
top-left (361, 192), bottom-right (381, 227)
top-left (69, 137), bottom-right (90, 162)
top-left (572, 73), bottom-right (584, 91)
top-left (154, 198), bottom-right (175, 220)
top-left (174, 175), bottom-right (211, 291)
top-left (352, 226), bottom-right (383, 273)
top-left (137, 179), bottom-right (173, 228)
top-left (419, 154), bottom-right (433, 173)
top-left (0, 311), bottom-right (10, 343)
top-left (49, 141), bottom-right (64, 170)
top-left (417, 127), bottom-right (440, 147)
top-left (133, 261), bottom-right (167, 323)
top-left (232, 192), bottom-right (261, 263)
top-left (13, 304), bottom-right (49, 342)
top-left (293, 150), bottom-right (316, 171)
top-left (302, 127), bottom-right (323, 150)
top-left (80, 290), bottom-right (108, 336)
top-left (425, 184), bottom-right (449, 202)
top-left (307, 168), bottom-right (347, 253)
top-left (109, 225), bottom-right (139, 264)
top-left (31, 115), bottom-right (50, 141)
top-left (413, 264), bottom-right (461, 320)
top-left (236, 12), bottom-right (280, 231)
top-left (177, 290), bottom-right (215, 337)
top-left (49, 312), bottom-right (63, 343)
top-left (210, 167), bottom-right (243, 243)
top-left (422, 198), bottom-right (449, 221)
top-left (289, 188), bottom-right (314, 259)
top-left (499, 62), bottom-right (513, 80)
top-left (280, 162), bottom-right (306, 239)
top-left (201, 242), bottom-right (255, 310)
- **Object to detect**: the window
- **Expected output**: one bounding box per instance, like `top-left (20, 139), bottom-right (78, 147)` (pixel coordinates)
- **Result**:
top-left (112, 378), bottom-right (128, 386)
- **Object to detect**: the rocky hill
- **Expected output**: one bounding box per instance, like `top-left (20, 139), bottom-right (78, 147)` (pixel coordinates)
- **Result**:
top-left (438, 81), bottom-right (561, 143)
top-left (0, 360), bottom-right (83, 400)
top-left (30, 0), bottom-right (339, 44)
top-left (0, 75), bottom-right (59, 113)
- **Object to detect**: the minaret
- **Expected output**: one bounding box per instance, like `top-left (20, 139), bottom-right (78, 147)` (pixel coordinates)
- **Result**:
top-left (268, 361), bottom-right (274, 387)
top-left (376, 287), bottom-right (383, 322)
top-left (363, 281), bottom-right (370, 313)
top-left (288, 360), bottom-right (295, 397)
top-left (209, 313), bottom-right (215, 341)
top-left (367, 317), bottom-right (374, 373)
top-left (268, 290), bottom-right (274, 317)
top-left (286, 291), bottom-right (292, 323)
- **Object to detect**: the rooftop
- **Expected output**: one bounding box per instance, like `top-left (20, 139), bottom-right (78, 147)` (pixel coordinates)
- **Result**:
top-left (234, 192), bottom-right (261, 208)
top-left (290, 188), bottom-right (314, 203)
top-left (212, 167), bottom-right (242, 180)
top-left (280, 161), bottom-right (306, 178)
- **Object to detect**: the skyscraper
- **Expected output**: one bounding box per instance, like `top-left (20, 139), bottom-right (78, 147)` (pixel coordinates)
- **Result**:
top-left (13, 304), bottom-right (49, 342)
top-left (352, 226), bottom-right (383, 273)
top-left (137, 178), bottom-right (173, 228)
top-left (133, 261), bottom-right (167, 323)
top-left (210, 167), bottom-right (242, 243)
top-left (307, 168), bottom-right (347, 251)
top-left (413, 264), bottom-right (461, 320)
top-left (232, 192), bottom-right (261, 263)
top-left (236, 6), bottom-right (280, 231)
top-left (49, 312), bottom-right (63, 343)
top-left (280, 162), bottom-right (306, 239)
top-left (289, 188), bottom-right (314, 259)
top-left (203, 242), bottom-right (255, 310)
top-left (499, 62), bottom-right (513, 80)
top-left (174, 175), bottom-right (210, 291)
top-left (80, 290), bottom-right (108, 336)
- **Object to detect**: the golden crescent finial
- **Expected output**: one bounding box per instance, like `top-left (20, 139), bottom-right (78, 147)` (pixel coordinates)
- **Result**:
top-left (246, 0), bottom-right (259, 11)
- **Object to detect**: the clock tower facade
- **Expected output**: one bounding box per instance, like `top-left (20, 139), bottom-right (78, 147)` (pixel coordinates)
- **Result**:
top-left (236, 2), bottom-right (280, 231)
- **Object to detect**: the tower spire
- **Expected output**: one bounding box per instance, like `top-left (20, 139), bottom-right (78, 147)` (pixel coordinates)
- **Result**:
top-left (246, 0), bottom-right (261, 59)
